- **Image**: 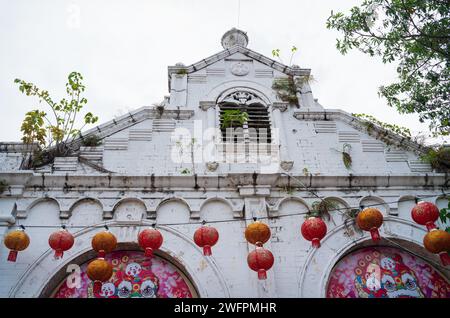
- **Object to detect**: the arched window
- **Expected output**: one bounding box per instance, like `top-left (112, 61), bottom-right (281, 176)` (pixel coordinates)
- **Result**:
top-left (51, 250), bottom-right (197, 298)
top-left (217, 90), bottom-right (271, 144)
top-left (326, 246), bottom-right (450, 298)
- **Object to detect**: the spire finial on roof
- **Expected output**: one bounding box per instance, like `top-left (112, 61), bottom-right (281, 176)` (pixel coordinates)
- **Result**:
top-left (221, 28), bottom-right (248, 49)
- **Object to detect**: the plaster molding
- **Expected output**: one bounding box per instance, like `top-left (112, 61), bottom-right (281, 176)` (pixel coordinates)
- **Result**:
top-left (199, 101), bottom-right (216, 111)
top-left (272, 102), bottom-right (289, 112)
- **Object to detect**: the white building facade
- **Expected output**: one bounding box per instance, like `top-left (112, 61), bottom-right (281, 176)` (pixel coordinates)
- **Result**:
top-left (0, 29), bottom-right (449, 298)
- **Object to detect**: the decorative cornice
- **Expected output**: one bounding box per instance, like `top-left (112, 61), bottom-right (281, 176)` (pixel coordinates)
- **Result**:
top-left (0, 172), bottom-right (447, 191)
top-left (199, 101), bottom-right (216, 111)
top-left (272, 102), bottom-right (289, 112)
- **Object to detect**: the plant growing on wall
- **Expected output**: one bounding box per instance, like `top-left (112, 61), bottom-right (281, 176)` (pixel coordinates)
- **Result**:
top-left (271, 46), bottom-right (315, 107)
top-left (341, 208), bottom-right (364, 237)
top-left (81, 135), bottom-right (102, 147)
top-left (353, 113), bottom-right (449, 172)
top-left (220, 109), bottom-right (248, 129)
top-left (439, 199), bottom-right (450, 233)
top-left (0, 180), bottom-right (8, 194)
top-left (272, 77), bottom-right (299, 105)
top-left (352, 113), bottom-right (412, 139)
top-left (342, 143), bottom-right (352, 169)
top-left (420, 146), bottom-right (450, 172)
top-left (306, 199), bottom-right (339, 222)
top-left (14, 72), bottom-right (99, 167)
top-left (175, 138), bottom-right (199, 175)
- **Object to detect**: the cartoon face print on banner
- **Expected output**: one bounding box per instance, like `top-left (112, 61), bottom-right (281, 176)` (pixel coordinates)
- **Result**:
top-left (52, 250), bottom-right (195, 298)
top-left (326, 246), bottom-right (450, 298)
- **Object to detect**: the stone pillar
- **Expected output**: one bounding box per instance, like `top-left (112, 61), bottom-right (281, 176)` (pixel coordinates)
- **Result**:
top-left (170, 73), bottom-right (187, 108)
top-left (199, 101), bottom-right (216, 128)
top-left (272, 102), bottom-right (293, 171)
top-left (200, 101), bottom-right (218, 168)
top-left (239, 185), bottom-right (277, 298)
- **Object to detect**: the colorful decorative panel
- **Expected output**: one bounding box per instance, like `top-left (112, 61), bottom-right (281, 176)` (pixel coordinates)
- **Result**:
top-left (326, 246), bottom-right (450, 298)
top-left (53, 250), bottom-right (195, 298)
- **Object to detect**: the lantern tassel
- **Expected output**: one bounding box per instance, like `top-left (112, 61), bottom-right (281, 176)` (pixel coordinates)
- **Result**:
top-left (203, 245), bottom-right (212, 256)
top-left (7, 250), bottom-right (18, 262)
top-left (425, 222), bottom-right (437, 232)
top-left (257, 269), bottom-right (267, 280)
top-left (54, 250), bottom-right (63, 259)
top-left (98, 250), bottom-right (106, 258)
top-left (93, 281), bottom-right (102, 294)
top-left (145, 247), bottom-right (153, 258)
top-left (369, 228), bottom-right (381, 242)
top-left (311, 238), bottom-right (321, 248)
top-left (439, 252), bottom-right (450, 266)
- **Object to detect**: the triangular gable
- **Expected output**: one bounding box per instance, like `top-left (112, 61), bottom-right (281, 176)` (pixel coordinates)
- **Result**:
top-left (167, 45), bottom-right (311, 90)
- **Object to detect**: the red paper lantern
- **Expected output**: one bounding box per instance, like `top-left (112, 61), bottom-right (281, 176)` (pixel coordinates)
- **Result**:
top-left (193, 225), bottom-right (219, 256)
top-left (247, 247), bottom-right (274, 280)
top-left (301, 217), bottom-right (327, 248)
top-left (356, 208), bottom-right (384, 242)
top-left (48, 229), bottom-right (74, 259)
top-left (92, 230), bottom-right (117, 258)
top-left (423, 229), bottom-right (450, 266)
top-left (3, 229), bottom-right (30, 262)
top-left (411, 201), bottom-right (440, 231)
top-left (138, 228), bottom-right (163, 258)
top-left (86, 258), bottom-right (113, 294)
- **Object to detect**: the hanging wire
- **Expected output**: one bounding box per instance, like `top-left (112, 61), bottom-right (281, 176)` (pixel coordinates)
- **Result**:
top-left (2, 191), bottom-right (448, 229)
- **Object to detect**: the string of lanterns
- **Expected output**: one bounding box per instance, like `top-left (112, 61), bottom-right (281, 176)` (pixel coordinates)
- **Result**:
top-left (3, 201), bottom-right (450, 292)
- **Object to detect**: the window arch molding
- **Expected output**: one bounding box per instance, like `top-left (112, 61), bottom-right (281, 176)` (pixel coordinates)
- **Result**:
top-left (215, 86), bottom-right (271, 106)
top-left (215, 87), bottom-right (273, 145)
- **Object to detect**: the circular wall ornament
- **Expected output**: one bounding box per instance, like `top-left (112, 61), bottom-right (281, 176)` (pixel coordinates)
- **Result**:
top-left (231, 62), bottom-right (249, 76)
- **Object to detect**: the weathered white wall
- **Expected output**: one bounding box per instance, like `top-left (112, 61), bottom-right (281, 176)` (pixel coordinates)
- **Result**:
top-left (0, 30), bottom-right (448, 298)
top-left (1, 187), bottom-right (449, 298)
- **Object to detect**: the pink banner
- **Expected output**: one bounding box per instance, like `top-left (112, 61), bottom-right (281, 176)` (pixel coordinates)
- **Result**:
top-left (327, 246), bottom-right (450, 298)
top-left (53, 250), bottom-right (194, 298)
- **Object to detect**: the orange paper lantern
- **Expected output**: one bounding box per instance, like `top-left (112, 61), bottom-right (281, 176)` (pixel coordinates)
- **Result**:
top-left (423, 230), bottom-right (450, 266)
top-left (245, 221), bottom-right (271, 246)
top-left (4, 229), bottom-right (30, 262)
top-left (87, 258), bottom-right (113, 294)
top-left (92, 230), bottom-right (117, 258)
top-left (356, 208), bottom-right (384, 242)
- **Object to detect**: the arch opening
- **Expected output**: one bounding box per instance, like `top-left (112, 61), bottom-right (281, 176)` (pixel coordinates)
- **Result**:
top-left (326, 245), bottom-right (450, 298)
top-left (43, 244), bottom-right (199, 298)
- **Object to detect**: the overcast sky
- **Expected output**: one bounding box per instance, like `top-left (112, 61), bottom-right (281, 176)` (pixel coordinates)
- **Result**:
top-left (0, 0), bottom-right (447, 144)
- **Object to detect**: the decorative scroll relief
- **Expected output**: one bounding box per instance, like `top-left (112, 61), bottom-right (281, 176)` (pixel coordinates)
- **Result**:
top-left (326, 246), bottom-right (450, 298)
top-left (52, 250), bottom-right (195, 298)
top-left (230, 62), bottom-right (250, 76)
top-left (220, 91), bottom-right (265, 106)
